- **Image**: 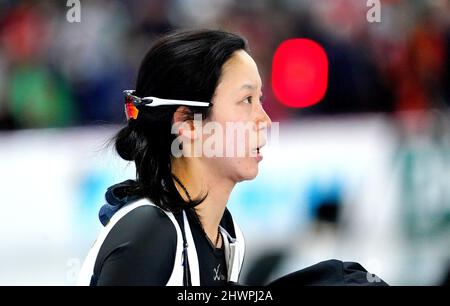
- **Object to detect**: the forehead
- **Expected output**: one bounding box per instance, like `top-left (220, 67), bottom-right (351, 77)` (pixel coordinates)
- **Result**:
top-left (217, 50), bottom-right (262, 92)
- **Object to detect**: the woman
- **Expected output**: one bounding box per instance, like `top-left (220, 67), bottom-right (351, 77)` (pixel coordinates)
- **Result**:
top-left (78, 29), bottom-right (271, 286)
top-left (78, 29), bottom-right (387, 286)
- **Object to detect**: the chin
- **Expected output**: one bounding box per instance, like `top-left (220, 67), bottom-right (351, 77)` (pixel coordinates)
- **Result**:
top-left (236, 164), bottom-right (259, 182)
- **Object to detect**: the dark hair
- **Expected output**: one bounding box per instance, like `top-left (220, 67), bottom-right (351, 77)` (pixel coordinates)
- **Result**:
top-left (114, 29), bottom-right (249, 212)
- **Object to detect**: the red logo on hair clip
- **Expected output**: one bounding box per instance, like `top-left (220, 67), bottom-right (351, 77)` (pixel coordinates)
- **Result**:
top-left (124, 95), bottom-right (139, 120)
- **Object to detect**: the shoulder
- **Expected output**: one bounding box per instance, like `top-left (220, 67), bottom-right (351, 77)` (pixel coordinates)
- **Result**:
top-left (93, 203), bottom-right (178, 285)
top-left (100, 204), bottom-right (177, 258)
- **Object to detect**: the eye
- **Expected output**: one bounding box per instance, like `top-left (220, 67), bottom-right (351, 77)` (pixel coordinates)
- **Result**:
top-left (242, 96), bottom-right (264, 105)
top-left (243, 96), bottom-right (252, 104)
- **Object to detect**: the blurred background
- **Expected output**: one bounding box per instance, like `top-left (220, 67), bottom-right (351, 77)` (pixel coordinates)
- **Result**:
top-left (0, 0), bottom-right (449, 285)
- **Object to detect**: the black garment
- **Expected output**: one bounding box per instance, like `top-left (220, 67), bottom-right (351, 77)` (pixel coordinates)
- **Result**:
top-left (186, 209), bottom-right (228, 285)
top-left (94, 205), bottom-right (176, 285)
top-left (92, 204), bottom-right (229, 286)
top-left (268, 259), bottom-right (388, 286)
top-left (92, 180), bottom-right (387, 286)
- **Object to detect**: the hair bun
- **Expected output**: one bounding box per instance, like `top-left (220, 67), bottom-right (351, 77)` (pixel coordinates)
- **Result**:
top-left (115, 124), bottom-right (142, 161)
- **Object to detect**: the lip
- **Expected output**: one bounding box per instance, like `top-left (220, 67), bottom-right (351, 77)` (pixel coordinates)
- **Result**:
top-left (252, 146), bottom-right (264, 162)
top-left (256, 153), bottom-right (263, 162)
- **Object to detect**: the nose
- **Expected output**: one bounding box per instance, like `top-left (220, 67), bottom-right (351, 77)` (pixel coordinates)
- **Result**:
top-left (255, 103), bottom-right (272, 131)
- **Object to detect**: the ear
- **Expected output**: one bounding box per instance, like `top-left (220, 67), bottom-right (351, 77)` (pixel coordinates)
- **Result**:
top-left (172, 106), bottom-right (198, 140)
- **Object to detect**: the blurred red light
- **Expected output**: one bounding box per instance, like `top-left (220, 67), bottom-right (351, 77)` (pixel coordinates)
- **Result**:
top-left (272, 39), bottom-right (328, 108)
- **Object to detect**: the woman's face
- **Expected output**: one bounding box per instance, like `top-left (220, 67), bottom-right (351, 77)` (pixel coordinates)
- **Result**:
top-left (200, 49), bottom-right (272, 182)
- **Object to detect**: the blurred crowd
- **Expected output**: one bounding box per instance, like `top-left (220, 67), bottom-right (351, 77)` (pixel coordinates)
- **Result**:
top-left (0, 0), bottom-right (449, 130)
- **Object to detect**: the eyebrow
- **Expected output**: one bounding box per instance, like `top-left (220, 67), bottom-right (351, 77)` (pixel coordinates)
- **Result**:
top-left (240, 83), bottom-right (256, 91)
top-left (238, 83), bottom-right (264, 93)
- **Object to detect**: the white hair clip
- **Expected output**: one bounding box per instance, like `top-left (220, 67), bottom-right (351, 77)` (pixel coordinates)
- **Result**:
top-left (123, 90), bottom-right (210, 120)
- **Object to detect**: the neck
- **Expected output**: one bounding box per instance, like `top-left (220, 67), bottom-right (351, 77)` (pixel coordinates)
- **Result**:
top-left (172, 157), bottom-right (235, 245)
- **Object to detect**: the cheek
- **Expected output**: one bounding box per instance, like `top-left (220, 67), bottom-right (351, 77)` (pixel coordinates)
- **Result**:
top-left (208, 103), bottom-right (257, 157)
top-left (203, 124), bottom-right (252, 158)
top-left (210, 99), bottom-right (249, 123)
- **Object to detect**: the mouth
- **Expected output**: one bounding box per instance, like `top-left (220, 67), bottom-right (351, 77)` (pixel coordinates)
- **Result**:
top-left (252, 145), bottom-right (262, 153)
top-left (252, 142), bottom-right (266, 158)
top-left (256, 141), bottom-right (266, 152)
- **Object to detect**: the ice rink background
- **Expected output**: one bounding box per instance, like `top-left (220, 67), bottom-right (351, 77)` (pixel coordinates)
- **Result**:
top-left (1, 114), bottom-right (449, 285)
top-left (0, 0), bottom-right (449, 285)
